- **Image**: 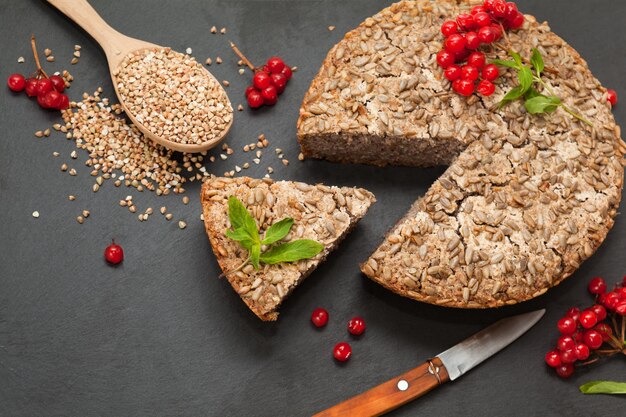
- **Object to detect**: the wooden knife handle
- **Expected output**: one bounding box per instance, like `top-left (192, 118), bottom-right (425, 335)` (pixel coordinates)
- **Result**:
top-left (313, 357), bottom-right (449, 417)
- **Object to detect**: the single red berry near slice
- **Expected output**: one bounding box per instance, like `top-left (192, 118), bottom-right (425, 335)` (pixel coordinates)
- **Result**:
top-left (484, 0), bottom-right (497, 11)
top-left (441, 20), bottom-right (459, 37)
top-left (445, 34), bottom-right (467, 54)
top-left (473, 12), bottom-right (492, 27)
top-left (489, 24), bottom-right (503, 41)
top-left (556, 363), bottom-right (574, 378)
top-left (436, 50), bottom-right (456, 68)
top-left (607, 89), bottom-right (618, 106)
top-left (481, 64), bottom-right (499, 81)
top-left (281, 65), bottom-right (293, 80)
top-left (566, 307), bottom-right (581, 321)
top-left (333, 342), bottom-right (352, 362)
top-left (545, 350), bottom-right (561, 368)
top-left (461, 65), bottom-right (479, 82)
top-left (266, 56), bottom-right (286, 74)
top-left (456, 13), bottom-right (476, 31)
top-left (583, 330), bottom-right (603, 349)
top-left (25, 78), bottom-right (38, 97)
top-left (616, 300), bottom-right (626, 315)
top-left (452, 79), bottom-right (474, 97)
top-left (49, 75), bottom-right (66, 93)
top-left (557, 335), bottom-right (576, 352)
top-left (508, 12), bottom-right (525, 30)
top-left (35, 78), bottom-right (54, 96)
top-left (104, 240), bottom-right (124, 265)
top-left (7, 73), bottom-right (26, 92)
top-left (477, 80), bottom-right (496, 97)
top-left (465, 31), bottom-right (481, 50)
top-left (579, 310), bottom-right (598, 329)
top-left (557, 317), bottom-right (577, 335)
top-left (270, 73), bottom-right (287, 94)
top-left (559, 349), bottom-right (577, 364)
top-left (478, 26), bottom-right (497, 44)
top-left (467, 52), bottom-right (486, 69)
top-left (491, 0), bottom-right (507, 18)
top-left (588, 276), bottom-right (607, 295)
top-left (471, 5), bottom-right (487, 15)
top-left (590, 304), bottom-right (607, 322)
top-left (347, 317), bottom-right (366, 336)
top-left (311, 308), bottom-right (329, 328)
top-left (444, 65), bottom-right (462, 81)
top-left (594, 323), bottom-right (613, 342)
top-left (253, 71), bottom-right (271, 89)
top-left (247, 90), bottom-right (264, 108)
top-left (504, 2), bottom-right (519, 20)
top-left (261, 85), bottom-right (278, 105)
top-left (245, 86), bottom-right (257, 97)
top-left (603, 291), bottom-right (621, 310)
top-left (574, 343), bottom-right (590, 361)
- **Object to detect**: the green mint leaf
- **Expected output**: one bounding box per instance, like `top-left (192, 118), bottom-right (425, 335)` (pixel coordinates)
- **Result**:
top-left (510, 50), bottom-right (523, 67)
top-left (250, 243), bottom-right (261, 269)
top-left (518, 66), bottom-right (533, 94)
top-left (530, 48), bottom-right (544, 76)
top-left (259, 239), bottom-right (324, 265)
top-left (225, 228), bottom-right (257, 250)
top-left (227, 196), bottom-right (259, 241)
top-left (261, 217), bottom-right (294, 245)
top-left (524, 95), bottom-right (561, 114)
top-left (579, 381), bottom-right (626, 395)
top-left (498, 86), bottom-right (524, 108)
top-left (492, 59), bottom-right (519, 69)
top-left (525, 87), bottom-right (541, 100)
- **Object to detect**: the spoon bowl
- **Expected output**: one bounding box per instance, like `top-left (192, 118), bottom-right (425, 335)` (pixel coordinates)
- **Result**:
top-left (47, 0), bottom-right (232, 153)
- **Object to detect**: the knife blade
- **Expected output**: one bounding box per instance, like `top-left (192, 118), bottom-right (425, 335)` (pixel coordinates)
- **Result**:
top-left (313, 309), bottom-right (545, 417)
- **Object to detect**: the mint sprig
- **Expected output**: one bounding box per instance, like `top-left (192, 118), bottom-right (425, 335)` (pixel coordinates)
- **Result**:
top-left (579, 381), bottom-right (626, 395)
top-left (224, 196), bottom-right (324, 272)
top-left (494, 48), bottom-right (593, 127)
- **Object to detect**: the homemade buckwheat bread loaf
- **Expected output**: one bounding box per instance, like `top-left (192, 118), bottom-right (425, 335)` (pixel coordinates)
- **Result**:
top-left (202, 177), bottom-right (375, 320)
top-left (298, 0), bottom-right (625, 307)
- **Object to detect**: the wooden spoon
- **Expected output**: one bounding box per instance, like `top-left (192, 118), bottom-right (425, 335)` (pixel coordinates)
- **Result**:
top-left (46, 0), bottom-right (232, 153)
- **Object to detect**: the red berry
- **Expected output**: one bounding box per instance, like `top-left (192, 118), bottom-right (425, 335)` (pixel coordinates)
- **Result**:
top-left (461, 65), bottom-right (479, 82)
top-left (270, 73), bottom-right (287, 94)
top-left (56, 93), bottom-right (70, 110)
top-left (504, 2), bottom-right (518, 20)
top-left (247, 90), bottom-right (264, 108)
top-left (347, 317), bottom-right (366, 336)
top-left (42, 90), bottom-right (64, 109)
top-left (484, 0), bottom-right (497, 11)
top-left (556, 363), bottom-right (574, 378)
top-left (566, 307), bottom-right (581, 321)
top-left (452, 79), bottom-right (474, 96)
top-left (607, 89), bottom-right (618, 106)
top-left (491, 0), bottom-right (507, 18)
top-left (49, 75), bottom-right (66, 93)
top-left (25, 78), bottom-right (38, 97)
top-left (441, 20), bottom-right (459, 37)
top-left (453, 48), bottom-right (471, 62)
top-left (261, 85), bottom-right (278, 105)
top-left (557, 317), bottom-right (577, 335)
top-left (594, 323), bottom-right (613, 342)
top-left (616, 300), bottom-right (626, 315)
top-left (333, 342), bottom-right (352, 362)
top-left (436, 50), bottom-right (456, 68)
top-left (245, 86), bottom-right (257, 97)
top-left (478, 26), bottom-right (497, 44)
top-left (281, 66), bottom-right (293, 80)
top-left (7, 73), bottom-right (26, 92)
top-left (489, 24), bottom-right (503, 41)
top-left (579, 310), bottom-right (598, 329)
top-left (253, 71), bottom-right (271, 89)
top-left (311, 308), bottom-right (329, 327)
top-left (444, 65), bottom-right (462, 81)
top-left (588, 277), bottom-right (607, 295)
top-left (557, 335), bottom-right (575, 352)
top-left (590, 304), bottom-right (607, 322)
top-left (482, 64), bottom-right (499, 81)
top-left (471, 5), bottom-right (487, 15)
top-left (574, 343), bottom-right (590, 361)
top-left (37, 92), bottom-right (50, 109)
top-left (266, 57), bottom-right (286, 74)
top-left (508, 12), bottom-right (525, 29)
top-left (104, 240), bottom-right (124, 265)
top-left (603, 291), bottom-right (621, 310)
top-left (473, 12), bottom-right (492, 27)
top-left (545, 350), bottom-right (561, 367)
top-left (465, 31), bottom-right (481, 50)
top-left (444, 34), bottom-right (467, 54)
top-left (572, 331), bottom-right (584, 343)
top-left (35, 78), bottom-right (54, 96)
top-left (456, 13), bottom-right (475, 31)
top-left (560, 349), bottom-right (577, 364)
top-left (467, 52), bottom-right (486, 69)
top-left (583, 330), bottom-right (603, 349)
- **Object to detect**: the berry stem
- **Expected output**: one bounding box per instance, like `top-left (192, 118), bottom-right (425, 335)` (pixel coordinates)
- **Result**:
top-left (533, 74), bottom-right (594, 127)
top-left (493, 42), bottom-right (559, 75)
top-left (30, 34), bottom-right (49, 79)
top-left (229, 41), bottom-right (256, 71)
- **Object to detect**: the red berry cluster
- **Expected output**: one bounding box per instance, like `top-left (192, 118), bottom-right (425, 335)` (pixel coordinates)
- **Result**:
top-left (311, 308), bottom-right (366, 362)
top-left (545, 276), bottom-right (626, 378)
top-left (246, 57), bottom-right (293, 108)
top-left (8, 72), bottom-right (70, 110)
top-left (437, 0), bottom-right (524, 97)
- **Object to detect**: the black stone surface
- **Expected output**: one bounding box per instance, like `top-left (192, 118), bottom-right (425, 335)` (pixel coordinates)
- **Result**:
top-left (1, 1), bottom-right (625, 416)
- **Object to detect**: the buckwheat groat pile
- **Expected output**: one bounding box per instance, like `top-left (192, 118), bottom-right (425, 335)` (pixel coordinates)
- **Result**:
top-left (202, 177), bottom-right (375, 320)
top-left (298, 0), bottom-right (625, 307)
top-left (115, 48), bottom-right (232, 145)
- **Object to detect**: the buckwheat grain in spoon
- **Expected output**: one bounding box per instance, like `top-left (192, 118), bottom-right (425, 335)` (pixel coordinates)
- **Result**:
top-left (46, 0), bottom-right (233, 153)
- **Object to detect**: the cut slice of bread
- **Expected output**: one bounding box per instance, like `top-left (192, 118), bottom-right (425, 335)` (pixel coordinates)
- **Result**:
top-left (298, 0), bottom-right (624, 307)
top-left (201, 176), bottom-right (375, 320)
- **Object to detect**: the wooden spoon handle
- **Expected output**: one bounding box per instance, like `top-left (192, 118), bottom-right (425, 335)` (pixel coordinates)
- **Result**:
top-left (313, 358), bottom-right (449, 417)
top-left (46, 0), bottom-right (124, 54)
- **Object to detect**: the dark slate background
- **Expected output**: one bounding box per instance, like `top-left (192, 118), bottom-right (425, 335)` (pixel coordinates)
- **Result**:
top-left (1, 1), bottom-right (624, 416)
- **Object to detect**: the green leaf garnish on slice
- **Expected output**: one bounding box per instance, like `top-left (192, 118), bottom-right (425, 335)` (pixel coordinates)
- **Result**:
top-left (259, 240), bottom-right (325, 265)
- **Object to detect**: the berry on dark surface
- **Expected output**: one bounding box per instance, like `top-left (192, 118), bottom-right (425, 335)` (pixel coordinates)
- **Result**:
top-left (311, 308), bottom-right (329, 328)
top-left (7, 73), bottom-right (26, 92)
top-left (333, 342), bottom-right (352, 362)
top-left (347, 317), bottom-right (366, 336)
top-left (104, 240), bottom-right (124, 265)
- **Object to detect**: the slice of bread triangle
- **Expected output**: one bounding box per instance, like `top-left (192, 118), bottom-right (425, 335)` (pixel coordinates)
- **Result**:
top-left (201, 176), bottom-right (375, 321)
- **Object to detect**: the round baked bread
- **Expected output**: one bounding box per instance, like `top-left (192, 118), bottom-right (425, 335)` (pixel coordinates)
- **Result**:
top-left (297, 0), bottom-right (625, 307)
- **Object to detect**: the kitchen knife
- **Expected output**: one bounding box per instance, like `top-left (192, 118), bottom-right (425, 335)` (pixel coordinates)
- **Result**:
top-left (313, 309), bottom-right (545, 417)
